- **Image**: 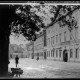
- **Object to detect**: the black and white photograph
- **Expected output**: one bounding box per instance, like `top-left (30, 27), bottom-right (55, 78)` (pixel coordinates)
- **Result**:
top-left (0, 1), bottom-right (80, 79)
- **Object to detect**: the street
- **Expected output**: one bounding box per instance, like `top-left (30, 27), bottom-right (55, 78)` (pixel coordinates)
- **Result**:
top-left (9, 58), bottom-right (80, 78)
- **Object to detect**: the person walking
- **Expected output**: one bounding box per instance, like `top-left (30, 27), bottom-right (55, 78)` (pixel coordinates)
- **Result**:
top-left (15, 55), bottom-right (19, 68)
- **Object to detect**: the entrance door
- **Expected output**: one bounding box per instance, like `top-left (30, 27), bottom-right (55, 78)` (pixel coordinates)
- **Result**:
top-left (63, 49), bottom-right (68, 62)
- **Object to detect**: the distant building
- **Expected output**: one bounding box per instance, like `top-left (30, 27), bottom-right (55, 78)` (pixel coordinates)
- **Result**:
top-left (34, 32), bottom-right (44, 59)
top-left (27, 41), bottom-right (34, 59)
top-left (22, 47), bottom-right (28, 58)
top-left (9, 44), bottom-right (25, 58)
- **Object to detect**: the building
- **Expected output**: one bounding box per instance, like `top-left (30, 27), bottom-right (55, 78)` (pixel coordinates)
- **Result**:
top-left (27, 8), bottom-right (80, 63)
top-left (27, 41), bottom-right (34, 59)
top-left (9, 44), bottom-right (24, 58)
top-left (22, 47), bottom-right (28, 58)
top-left (44, 8), bottom-right (80, 62)
top-left (34, 32), bottom-right (44, 60)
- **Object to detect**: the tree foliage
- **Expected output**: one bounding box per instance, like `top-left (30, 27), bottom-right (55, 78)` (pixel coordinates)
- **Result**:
top-left (49, 5), bottom-right (80, 31)
top-left (10, 5), bottom-right (44, 41)
top-left (10, 4), bottom-right (80, 41)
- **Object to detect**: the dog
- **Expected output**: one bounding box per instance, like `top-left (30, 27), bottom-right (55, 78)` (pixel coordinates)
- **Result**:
top-left (11, 68), bottom-right (23, 77)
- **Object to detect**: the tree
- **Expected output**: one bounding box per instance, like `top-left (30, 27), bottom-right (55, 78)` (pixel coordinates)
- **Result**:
top-left (10, 5), bottom-right (45, 41)
top-left (0, 4), bottom-right (22, 77)
top-left (0, 4), bottom-right (48, 76)
top-left (10, 5), bottom-right (80, 41)
top-left (0, 5), bottom-right (11, 76)
top-left (0, 3), bottom-right (80, 77)
top-left (48, 5), bottom-right (80, 30)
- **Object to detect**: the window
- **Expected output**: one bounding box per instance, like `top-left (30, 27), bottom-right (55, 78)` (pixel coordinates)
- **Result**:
top-left (47, 38), bottom-right (49, 46)
top-left (47, 38), bottom-right (50, 46)
top-left (51, 50), bottom-right (53, 57)
top-left (64, 31), bottom-right (66, 42)
top-left (53, 49), bottom-right (54, 57)
top-left (76, 48), bottom-right (79, 58)
top-left (70, 33), bottom-right (72, 40)
top-left (51, 37), bottom-right (53, 45)
top-left (47, 29), bottom-right (50, 34)
top-left (56, 49), bottom-right (58, 57)
top-left (53, 36), bottom-right (54, 44)
top-left (59, 33), bottom-right (61, 43)
top-left (70, 49), bottom-right (73, 58)
top-left (49, 51), bottom-right (50, 57)
top-left (56, 35), bottom-right (58, 43)
top-left (59, 48), bottom-right (62, 57)
top-left (49, 29), bottom-right (50, 33)
top-left (49, 38), bottom-right (50, 45)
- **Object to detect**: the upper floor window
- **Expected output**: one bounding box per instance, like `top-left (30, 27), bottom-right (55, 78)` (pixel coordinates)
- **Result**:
top-left (47, 29), bottom-right (50, 34)
top-left (53, 36), bottom-right (54, 44)
top-left (51, 37), bottom-right (53, 45)
top-left (64, 31), bottom-right (66, 42)
top-left (59, 33), bottom-right (61, 43)
top-left (49, 38), bottom-right (50, 45)
top-left (47, 38), bottom-right (49, 46)
top-left (70, 33), bottom-right (72, 40)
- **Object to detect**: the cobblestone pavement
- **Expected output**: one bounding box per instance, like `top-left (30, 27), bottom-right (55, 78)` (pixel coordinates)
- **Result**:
top-left (8, 58), bottom-right (80, 78)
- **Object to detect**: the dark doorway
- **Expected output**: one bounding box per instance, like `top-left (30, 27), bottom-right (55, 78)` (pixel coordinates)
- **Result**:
top-left (44, 51), bottom-right (46, 59)
top-left (63, 49), bottom-right (68, 62)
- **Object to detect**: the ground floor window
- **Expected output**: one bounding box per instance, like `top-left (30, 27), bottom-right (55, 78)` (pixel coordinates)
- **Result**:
top-left (53, 49), bottom-right (54, 57)
top-left (70, 49), bottom-right (73, 58)
top-left (56, 49), bottom-right (58, 57)
top-left (51, 50), bottom-right (53, 57)
top-left (76, 48), bottom-right (79, 59)
top-left (49, 51), bottom-right (50, 57)
top-left (47, 51), bottom-right (48, 57)
top-left (59, 48), bottom-right (62, 58)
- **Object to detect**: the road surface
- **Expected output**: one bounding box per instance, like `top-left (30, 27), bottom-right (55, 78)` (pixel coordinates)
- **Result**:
top-left (9, 58), bottom-right (80, 78)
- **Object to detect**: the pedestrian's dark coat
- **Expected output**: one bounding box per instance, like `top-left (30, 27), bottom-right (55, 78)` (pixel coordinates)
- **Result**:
top-left (15, 56), bottom-right (19, 64)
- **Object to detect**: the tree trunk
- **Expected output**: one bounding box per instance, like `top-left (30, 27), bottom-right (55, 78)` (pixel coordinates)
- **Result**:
top-left (0, 33), bottom-right (9, 76)
top-left (0, 5), bottom-right (10, 76)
